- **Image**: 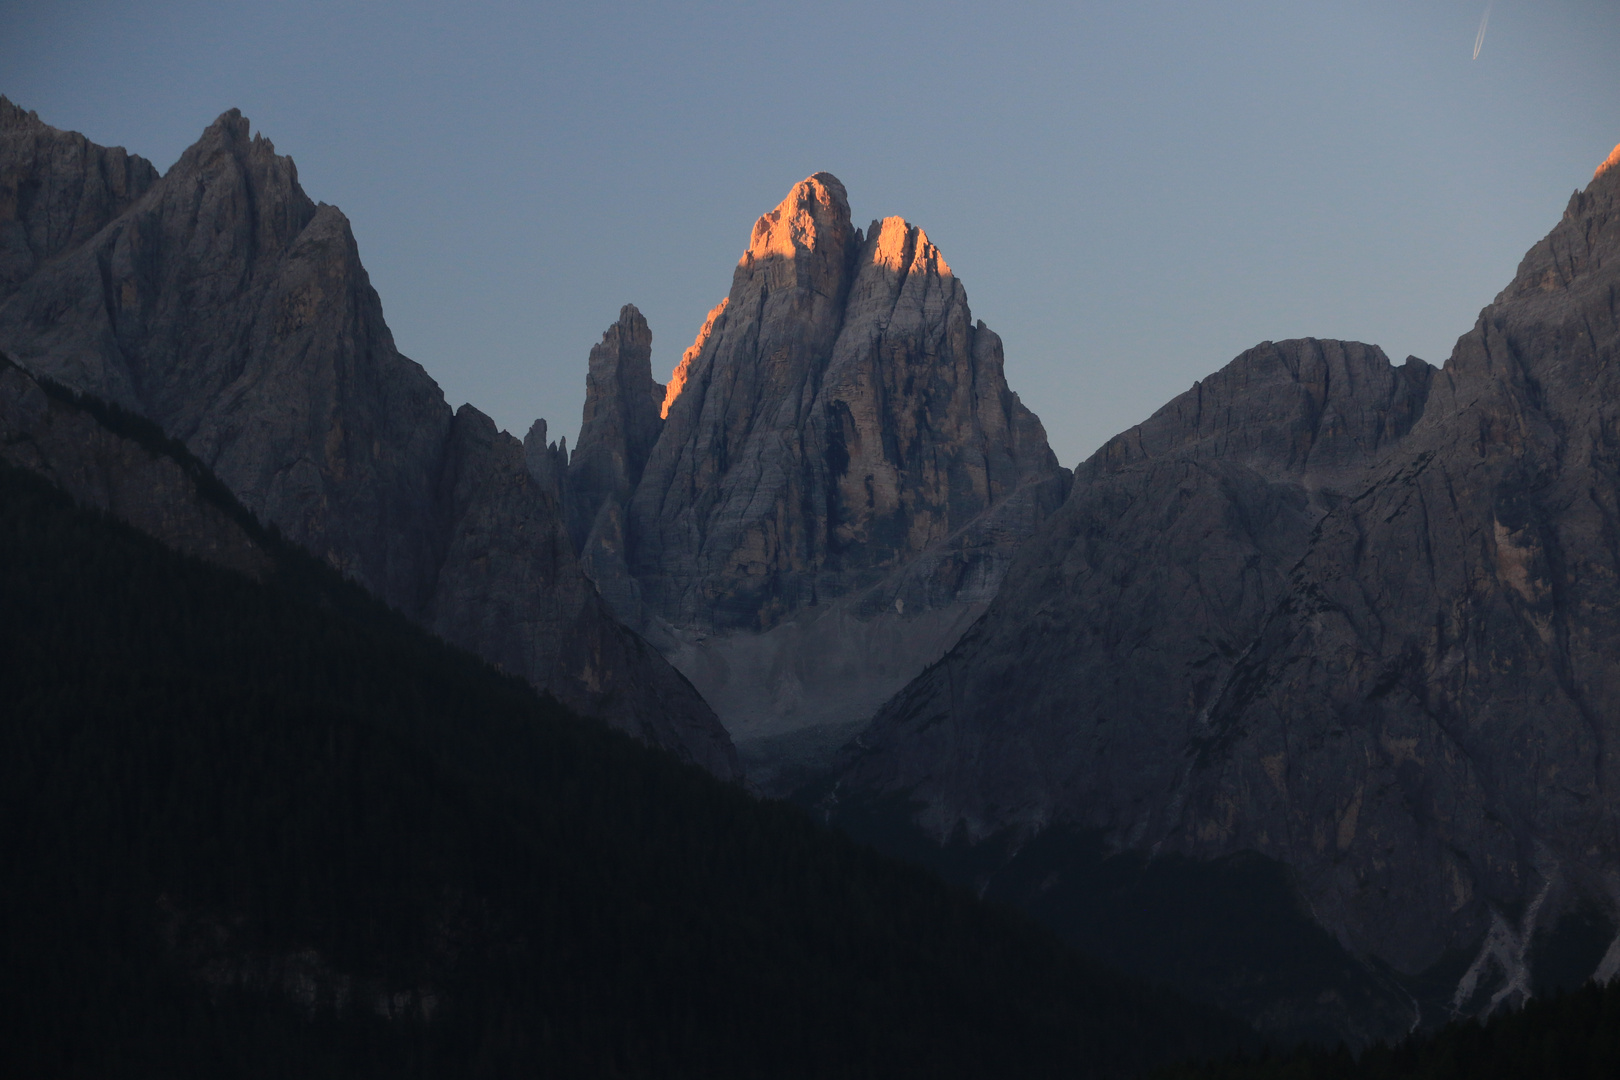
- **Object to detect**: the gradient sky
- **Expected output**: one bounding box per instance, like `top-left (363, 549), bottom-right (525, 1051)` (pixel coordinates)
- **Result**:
top-left (4, 0), bottom-right (1618, 467)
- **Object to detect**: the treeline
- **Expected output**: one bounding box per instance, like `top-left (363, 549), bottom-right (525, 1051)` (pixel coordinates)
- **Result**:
top-left (4, 350), bottom-right (263, 536)
top-left (1157, 979), bottom-right (1620, 1080)
top-left (0, 460), bottom-right (1249, 1079)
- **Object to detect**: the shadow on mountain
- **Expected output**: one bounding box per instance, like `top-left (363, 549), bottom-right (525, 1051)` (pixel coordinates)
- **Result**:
top-left (809, 789), bottom-right (1418, 1048)
top-left (0, 447), bottom-right (1253, 1077)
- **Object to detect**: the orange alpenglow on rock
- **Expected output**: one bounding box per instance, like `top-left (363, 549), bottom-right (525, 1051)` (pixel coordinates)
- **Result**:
top-left (1597, 142), bottom-right (1620, 181)
top-left (740, 172), bottom-right (842, 266)
top-left (662, 297), bottom-right (728, 419)
top-left (867, 215), bottom-right (952, 279)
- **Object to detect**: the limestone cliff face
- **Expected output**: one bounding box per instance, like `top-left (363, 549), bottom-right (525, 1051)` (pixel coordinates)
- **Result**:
top-left (0, 107), bottom-right (449, 606)
top-left (661, 298), bottom-right (726, 420)
top-left (834, 337), bottom-right (1434, 834)
top-left (0, 104), bottom-right (737, 779)
top-left (431, 404), bottom-right (734, 774)
top-left (0, 97), bottom-right (159, 303)
top-left (625, 173), bottom-right (861, 631)
top-left (814, 215), bottom-right (1070, 612)
top-left (566, 305), bottom-right (665, 621)
top-left (625, 177), bottom-right (1066, 632)
top-left (834, 146), bottom-right (1620, 1033)
top-left (565, 176), bottom-right (1068, 775)
top-left (567, 304), bottom-right (664, 552)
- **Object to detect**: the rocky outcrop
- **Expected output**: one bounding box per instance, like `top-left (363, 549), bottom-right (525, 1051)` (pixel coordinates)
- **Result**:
top-left (522, 417), bottom-right (568, 504)
top-left (830, 146), bottom-right (1620, 1038)
top-left (566, 304), bottom-right (664, 552)
top-left (0, 97), bottom-right (159, 303)
top-left (564, 175), bottom-right (1068, 782)
top-left (566, 305), bottom-right (665, 621)
top-left (0, 104), bottom-right (738, 779)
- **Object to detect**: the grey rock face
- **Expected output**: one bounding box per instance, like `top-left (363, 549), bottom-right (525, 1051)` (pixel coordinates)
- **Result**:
top-left (567, 305), bottom-right (665, 622)
top-left (572, 176), bottom-right (1068, 778)
top-left (567, 304), bottom-right (664, 552)
top-left (0, 107), bottom-right (448, 607)
top-left (625, 173), bottom-right (861, 631)
top-left (626, 178), bottom-right (1066, 633)
top-left (431, 404), bottom-right (737, 777)
top-left (0, 97), bottom-right (159, 303)
top-left (0, 104), bottom-right (737, 779)
top-left (836, 337), bottom-right (1434, 837)
top-left (833, 148), bottom-right (1620, 1035)
top-left (522, 417), bottom-right (568, 504)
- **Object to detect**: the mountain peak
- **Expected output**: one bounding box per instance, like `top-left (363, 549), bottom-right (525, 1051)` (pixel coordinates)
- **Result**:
top-left (201, 107), bottom-right (251, 145)
top-left (0, 95), bottom-right (40, 129)
top-left (568, 302), bottom-right (664, 554)
top-left (0, 97), bottom-right (160, 307)
top-left (1596, 142), bottom-right (1620, 181)
top-left (866, 215), bottom-right (952, 278)
top-left (178, 108), bottom-right (286, 168)
top-left (741, 172), bottom-right (850, 266)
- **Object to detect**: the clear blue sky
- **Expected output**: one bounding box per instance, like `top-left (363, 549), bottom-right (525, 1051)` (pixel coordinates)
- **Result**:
top-left (5, 1), bottom-right (1618, 466)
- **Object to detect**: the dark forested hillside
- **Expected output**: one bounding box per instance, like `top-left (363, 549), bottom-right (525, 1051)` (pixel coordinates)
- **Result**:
top-left (0, 461), bottom-right (1249, 1078)
top-left (1154, 978), bottom-right (1620, 1080)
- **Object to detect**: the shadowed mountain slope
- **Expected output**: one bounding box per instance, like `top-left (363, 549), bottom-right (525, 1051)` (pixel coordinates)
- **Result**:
top-left (826, 145), bottom-right (1620, 1041)
top-left (0, 434), bottom-right (1253, 1077)
top-left (1155, 977), bottom-right (1620, 1080)
top-left (0, 100), bottom-right (735, 777)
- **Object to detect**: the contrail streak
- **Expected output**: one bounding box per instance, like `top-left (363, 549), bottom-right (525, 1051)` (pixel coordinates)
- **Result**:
top-left (1473, 2), bottom-right (1491, 60)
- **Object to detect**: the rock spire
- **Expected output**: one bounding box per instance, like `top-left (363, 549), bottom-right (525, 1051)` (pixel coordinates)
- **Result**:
top-left (567, 303), bottom-right (664, 554)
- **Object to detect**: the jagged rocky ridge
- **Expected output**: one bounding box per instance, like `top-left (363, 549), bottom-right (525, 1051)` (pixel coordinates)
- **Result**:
top-left (23, 88), bottom-right (1620, 1051)
top-left (828, 147), bottom-right (1620, 1039)
top-left (0, 98), bottom-right (736, 778)
top-left (554, 175), bottom-right (1070, 785)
